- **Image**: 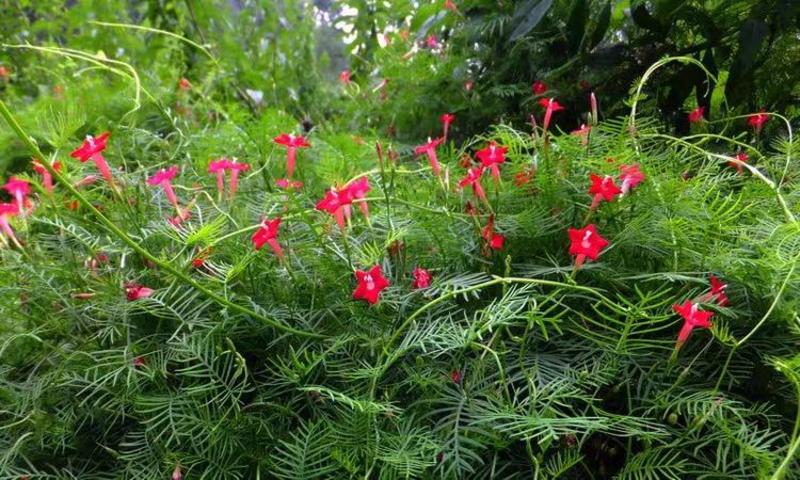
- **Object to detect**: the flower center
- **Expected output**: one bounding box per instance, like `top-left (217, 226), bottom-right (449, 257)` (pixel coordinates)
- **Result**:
top-left (581, 231), bottom-right (593, 249)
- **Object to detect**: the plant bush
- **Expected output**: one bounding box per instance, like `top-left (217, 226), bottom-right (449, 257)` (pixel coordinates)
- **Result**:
top-left (0, 2), bottom-right (798, 480)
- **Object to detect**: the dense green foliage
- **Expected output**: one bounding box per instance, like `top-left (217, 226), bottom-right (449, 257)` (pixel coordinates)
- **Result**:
top-left (0, 1), bottom-right (798, 479)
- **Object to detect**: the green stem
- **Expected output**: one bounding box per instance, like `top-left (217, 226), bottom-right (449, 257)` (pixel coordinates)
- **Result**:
top-left (0, 99), bottom-right (323, 339)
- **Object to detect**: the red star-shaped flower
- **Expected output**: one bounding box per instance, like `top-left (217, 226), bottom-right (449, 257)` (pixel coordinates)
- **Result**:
top-left (339, 69), bottom-right (351, 85)
top-left (568, 224), bottom-right (609, 268)
top-left (619, 164), bottom-right (645, 195)
top-left (440, 113), bottom-right (455, 141)
top-left (688, 106), bottom-right (705, 124)
top-left (251, 217), bottom-right (283, 258)
top-left (475, 141), bottom-right (508, 182)
top-left (414, 137), bottom-right (444, 176)
top-left (125, 282), bottom-right (154, 301)
top-left (532, 80), bottom-right (547, 95)
top-left (70, 132), bottom-right (110, 162)
top-left (32, 159), bottom-right (61, 194)
top-left (747, 109), bottom-right (769, 132)
top-left (353, 265), bottom-right (390, 305)
top-left (3, 176), bottom-right (30, 208)
top-left (316, 186), bottom-right (354, 230)
top-left (673, 300), bottom-right (713, 346)
top-left (412, 267), bottom-right (432, 289)
top-left (708, 275), bottom-right (729, 307)
top-left (588, 173), bottom-right (622, 208)
top-left (458, 165), bottom-right (487, 203)
top-left (728, 152), bottom-right (748, 174)
top-left (538, 98), bottom-right (565, 132)
top-left (273, 134), bottom-right (311, 178)
top-left (481, 214), bottom-right (506, 251)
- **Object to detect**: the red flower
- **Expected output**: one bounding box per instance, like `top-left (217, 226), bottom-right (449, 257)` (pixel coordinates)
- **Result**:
top-left (178, 78), bottom-right (192, 91)
top-left (425, 34), bottom-right (439, 49)
top-left (747, 109), bottom-right (769, 132)
top-left (588, 173), bottom-right (622, 209)
top-left (353, 265), bottom-right (390, 305)
top-left (444, 0), bottom-right (458, 11)
top-left (619, 164), bottom-right (645, 195)
top-left (568, 224), bottom-right (608, 269)
top-left (208, 158), bottom-right (231, 198)
top-left (673, 300), bottom-right (713, 348)
top-left (172, 465), bottom-right (183, 480)
top-left (70, 132), bottom-right (114, 186)
top-left (513, 169), bottom-right (534, 187)
top-left (228, 158), bottom-right (249, 199)
top-left (688, 106), bottom-right (705, 124)
top-left (450, 369), bottom-right (462, 384)
top-left (532, 81), bottom-right (547, 95)
top-left (464, 80), bottom-right (474, 92)
top-left (251, 217), bottom-right (283, 258)
top-left (316, 186), bottom-right (354, 230)
top-left (700, 275), bottom-right (729, 307)
top-left (0, 202), bottom-right (20, 244)
top-left (481, 214), bottom-right (505, 251)
top-left (458, 166), bottom-right (487, 203)
top-left (276, 178), bottom-right (303, 189)
top-left (147, 166), bottom-right (181, 212)
top-left (273, 133), bottom-right (311, 178)
top-left (339, 69), bottom-right (351, 85)
top-left (0, 66), bottom-right (9, 79)
top-left (347, 176), bottom-right (371, 221)
top-left (125, 282), bottom-right (154, 301)
top-left (475, 141), bottom-right (508, 182)
top-left (570, 124), bottom-right (591, 145)
top-left (414, 137), bottom-right (444, 176)
top-left (440, 113), bottom-right (455, 141)
top-left (412, 267), bottom-right (432, 289)
top-left (538, 98), bottom-right (565, 132)
top-left (3, 176), bottom-right (30, 209)
top-left (728, 152), bottom-right (748, 174)
top-left (133, 356), bottom-right (146, 367)
top-left (32, 159), bottom-right (61, 194)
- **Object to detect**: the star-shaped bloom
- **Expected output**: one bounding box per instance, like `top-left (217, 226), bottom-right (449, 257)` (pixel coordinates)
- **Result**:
top-left (728, 152), bottom-right (748, 174)
top-left (251, 217), bottom-right (283, 258)
top-left (702, 274), bottom-right (730, 307)
top-left (70, 132), bottom-right (115, 186)
top-left (440, 113), bottom-right (455, 141)
top-left (147, 166), bottom-right (181, 212)
top-left (747, 109), bottom-right (769, 132)
top-left (316, 185), bottom-right (354, 230)
top-left (673, 300), bottom-right (713, 347)
top-left (347, 176), bottom-right (371, 220)
top-left (688, 106), bottom-right (705, 124)
top-left (32, 159), bottom-right (61, 194)
top-left (0, 202), bottom-right (20, 244)
top-left (412, 267), bottom-right (432, 289)
top-left (532, 81), bottom-right (547, 95)
top-left (538, 98), bottom-right (565, 132)
top-left (274, 133), bottom-right (311, 178)
top-left (125, 282), bottom-right (154, 301)
top-left (588, 173), bottom-right (622, 208)
top-left (568, 224), bottom-right (609, 268)
top-left (481, 214), bottom-right (506, 251)
top-left (475, 141), bottom-right (508, 182)
top-left (353, 265), bottom-right (390, 305)
top-left (619, 164), bottom-right (645, 195)
top-left (458, 165), bottom-right (487, 203)
top-left (3, 176), bottom-right (30, 209)
top-left (414, 137), bottom-right (444, 176)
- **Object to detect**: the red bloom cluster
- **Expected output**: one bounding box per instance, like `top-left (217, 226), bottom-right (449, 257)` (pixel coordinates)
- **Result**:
top-left (208, 158), bottom-right (250, 199)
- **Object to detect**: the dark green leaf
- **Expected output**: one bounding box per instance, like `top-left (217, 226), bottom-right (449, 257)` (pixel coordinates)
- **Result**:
top-left (566, 0), bottom-right (589, 53)
top-left (509, 0), bottom-right (555, 42)
top-left (588, 1), bottom-right (612, 51)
